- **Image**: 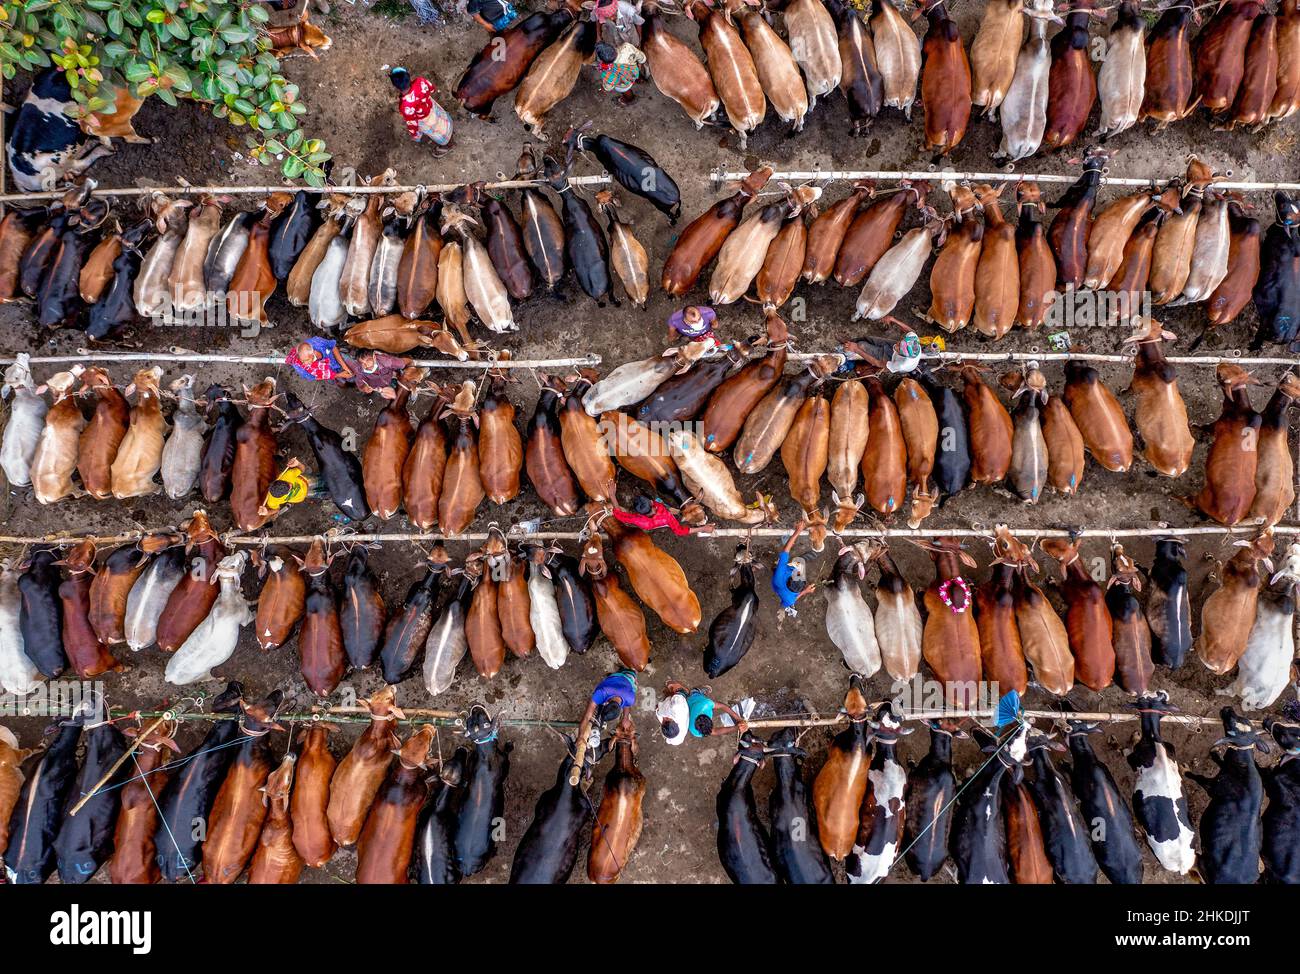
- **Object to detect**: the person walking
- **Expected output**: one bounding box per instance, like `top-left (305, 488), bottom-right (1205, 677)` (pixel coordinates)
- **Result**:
top-left (387, 66), bottom-right (454, 156)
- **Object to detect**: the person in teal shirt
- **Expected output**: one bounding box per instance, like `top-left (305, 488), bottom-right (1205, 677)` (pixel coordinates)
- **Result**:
top-left (658, 681), bottom-right (748, 745)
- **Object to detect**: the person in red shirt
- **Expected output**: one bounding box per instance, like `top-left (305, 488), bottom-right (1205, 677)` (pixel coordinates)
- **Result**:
top-left (612, 495), bottom-right (715, 535)
top-left (387, 66), bottom-right (453, 156)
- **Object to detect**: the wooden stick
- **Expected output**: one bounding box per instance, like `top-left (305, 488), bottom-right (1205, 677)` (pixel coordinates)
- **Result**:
top-left (745, 708), bottom-right (1231, 730)
top-left (1, 523), bottom-right (1296, 548)
top-left (66, 711), bottom-right (172, 817)
top-left (0, 351), bottom-right (602, 370)
top-left (0, 174), bottom-right (613, 205)
top-left (793, 350), bottom-right (1298, 369)
top-left (712, 167), bottom-right (1300, 193)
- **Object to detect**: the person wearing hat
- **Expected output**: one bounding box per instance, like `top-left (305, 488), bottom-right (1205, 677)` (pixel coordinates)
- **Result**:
top-left (772, 520), bottom-right (814, 618)
top-left (657, 681), bottom-right (749, 745)
top-left (387, 66), bottom-right (453, 155)
top-left (844, 316), bottom-right (922, 375)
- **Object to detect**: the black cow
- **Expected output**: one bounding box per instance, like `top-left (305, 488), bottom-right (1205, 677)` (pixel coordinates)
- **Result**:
top-left (6, 69), bottom-right (113, 193)
top-left (1188, 708), bottom-right (1266, 885)
top-left (1262, 716), bottom-right (1300, 884)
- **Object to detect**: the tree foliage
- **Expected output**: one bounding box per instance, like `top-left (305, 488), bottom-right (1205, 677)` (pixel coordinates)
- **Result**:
top-left (0, 0), bottom-right (331, 184)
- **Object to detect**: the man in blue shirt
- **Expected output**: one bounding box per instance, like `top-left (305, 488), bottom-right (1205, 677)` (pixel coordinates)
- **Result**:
top-left (772, 520), bottom-right (814, 618)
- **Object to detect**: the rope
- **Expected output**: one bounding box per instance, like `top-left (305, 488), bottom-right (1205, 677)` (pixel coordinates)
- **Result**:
top-left (133, 748), bottom-right (197, 885)
top-left (879, 719), bottom-right (1022, 884)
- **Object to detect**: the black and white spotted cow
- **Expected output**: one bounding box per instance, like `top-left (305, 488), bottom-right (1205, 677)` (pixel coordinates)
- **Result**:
top-left (1127, 693), bottom-right (1197, 876)
top-left (1262, 714), bottom-right (1300, 884)
top-left (846, 703), bottom-right (911, 884)
top-left (1188, 707), bottom-right (1265, 885)
top-left (6, 69), bottom-right (113, 193)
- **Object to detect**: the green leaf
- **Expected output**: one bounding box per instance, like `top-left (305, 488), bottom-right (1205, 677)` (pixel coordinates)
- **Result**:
top-left (246, 3), bottom-right (268, 23)
top-left (122, 4), bottom-right (142, 26)
top-left (103, 40), bottom-right (127, 59)
top-left (281, 156), bottom-right (305, 179)
top-left (0, 41), bottom-right (21, 61)
top-left (232, 96), bottom-right (254, 115)
top-left (123, 60), bottom-right (152, 82)
top-left (263, 137), bottom-right (285, 154)
top-left (145, 8), bottom-right (166, 23)
top-left (163, 62), bottom-right (190, 90)
top-left (166, 17), bottom-right (188, 40)
top-left (106, 8), bottom-right (122, 33)
top-left (156, 86), bottom-right (176, 105)
top-left (218, 26), bottom-right (249, 43)
top-left (307, 150), bottom-right (330, 165)
top-left (82, 10), bottom-right (105, 32)
top-left (304, 168), bottom-right (326, 189)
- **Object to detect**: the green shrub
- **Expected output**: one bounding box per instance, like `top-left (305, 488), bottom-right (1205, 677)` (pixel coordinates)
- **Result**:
top-left (0, 0), bottom-right (331, 184)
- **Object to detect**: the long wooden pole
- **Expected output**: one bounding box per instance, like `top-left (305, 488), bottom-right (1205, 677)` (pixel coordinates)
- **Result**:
top-left (712, 167), bottom-right (1300, 193)
top-left (0, 174), bottom-right (613, 205)
top-left (0, 523), bottom-right (1295, 548)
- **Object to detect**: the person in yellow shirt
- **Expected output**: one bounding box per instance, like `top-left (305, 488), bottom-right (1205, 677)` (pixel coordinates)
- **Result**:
top-left (259, 458), bottom-right (317, 518)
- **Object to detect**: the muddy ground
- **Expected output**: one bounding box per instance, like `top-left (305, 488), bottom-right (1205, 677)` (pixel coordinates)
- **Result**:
top-left (1, 2), bottom-right (1298, 884)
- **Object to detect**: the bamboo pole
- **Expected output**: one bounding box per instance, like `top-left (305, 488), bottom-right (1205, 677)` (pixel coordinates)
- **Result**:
top-left (0, 174), bottom-right (613, 205)
top-left (0, 523), bottom-right (1295, 548)
top-left (66, 711), bottom-right (175, 817)
top-left (106, 709), bottom-right (579, 729)
top-left (794, 350), bottom-right (1300, 368)
top-left (712, 167), bottom-right (1300, 193)
top-left (745, 708), bottom-right (1231, 730)
top-left (0, 351), bottom-right (603, 370)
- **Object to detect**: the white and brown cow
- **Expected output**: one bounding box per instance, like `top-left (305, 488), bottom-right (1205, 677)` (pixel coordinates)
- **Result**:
top-left (845, 703), bottom-right (911, 884)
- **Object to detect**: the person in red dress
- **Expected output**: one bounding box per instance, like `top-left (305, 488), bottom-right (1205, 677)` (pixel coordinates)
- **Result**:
top-left (387, 66), bottom-right (453, 156)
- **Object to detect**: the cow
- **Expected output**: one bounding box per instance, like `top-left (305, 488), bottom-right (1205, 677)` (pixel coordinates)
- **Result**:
top-left (79, 88), bottom-right (152, 145)
top-left (6, 69), bottom-right (114, 193)
top-left (1127, 692), bottom-right (1197, 876)
top-left (1188, 708), bottom-right (1265, 885)
top-left (845, 704), bottom-right (911, 884)
top-left (265, 0), bottom-right (332, 59)
top-left (1262, 714), bottom-right (1300, 884)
